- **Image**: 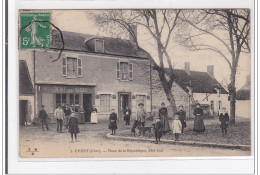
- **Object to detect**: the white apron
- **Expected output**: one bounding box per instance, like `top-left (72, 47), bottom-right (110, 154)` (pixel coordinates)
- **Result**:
top-left (90, 112), bottom-right (98, 124)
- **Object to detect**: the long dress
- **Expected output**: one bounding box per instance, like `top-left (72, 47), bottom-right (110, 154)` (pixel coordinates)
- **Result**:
top-left (90, 111), bottom-right (98, 124)
top-left (219, 113), bottom-right (229, 129)
top-left (193, 108), bottom-right (205, 133)
top-left (109, 113), bottom-right (118, 130)
top-left (159, 107), bottom-right (171, 133)
top-left (68, 116), bottom-right (80, 134)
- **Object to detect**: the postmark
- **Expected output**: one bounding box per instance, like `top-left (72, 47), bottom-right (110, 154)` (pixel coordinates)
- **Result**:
top-left (20, 12), bottom-right (51, 49)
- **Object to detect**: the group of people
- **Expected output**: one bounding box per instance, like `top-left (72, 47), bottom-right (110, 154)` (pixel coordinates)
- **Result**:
top-left (108, 102), bottom-right (230, 143)
top-left (38, 101), bottom-right (230, 143)
top-left (38, 104), bottom-right (98, 142)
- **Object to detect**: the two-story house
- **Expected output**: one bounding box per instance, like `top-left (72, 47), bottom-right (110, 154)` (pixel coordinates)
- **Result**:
top-left (19, 30), bottom-right (151, 123)
top-left (152, 62), bottom-right (229, 118)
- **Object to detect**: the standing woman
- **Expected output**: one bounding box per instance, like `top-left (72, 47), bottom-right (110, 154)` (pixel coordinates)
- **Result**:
top-left (193, 103), bottom-right (205, 133)
top-left (109, 109), bottom-right (118, 135)
top-left (90, 105), bottom-right (98, 124)
top-left (177, 105), bottom-right (186, 133)
top-left (159, 102), bottom-right (171, 133)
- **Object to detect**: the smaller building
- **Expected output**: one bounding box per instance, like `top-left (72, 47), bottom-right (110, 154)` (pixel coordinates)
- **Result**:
top-left (152, 62), bottom-right (229, 118)
top-left (236, 75), bottom-right (251, 118)
top-left (19, 60), bottom-right (35, 125)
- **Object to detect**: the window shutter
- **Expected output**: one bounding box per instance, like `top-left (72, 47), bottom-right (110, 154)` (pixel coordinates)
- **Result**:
top-left (116, 62), bottom-right (120, 79)
top-left (77, 58), bottom-right (82, 77)
top-left (129, 63), bottom-right (133, 80)
top-left (62, 57), bottom-right (67, 76)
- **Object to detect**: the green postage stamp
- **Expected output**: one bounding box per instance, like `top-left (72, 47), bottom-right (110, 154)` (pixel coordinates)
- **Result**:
top-left (20, 12), bottom-right (51, 49)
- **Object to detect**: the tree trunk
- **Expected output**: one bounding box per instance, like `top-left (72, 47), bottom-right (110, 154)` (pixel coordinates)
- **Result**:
top-left (157, 70), bottom-right (177, 119)
top-left (229, 68), bottom-right (236, 124)
top-left (165, 89), bottom-right (177, 119)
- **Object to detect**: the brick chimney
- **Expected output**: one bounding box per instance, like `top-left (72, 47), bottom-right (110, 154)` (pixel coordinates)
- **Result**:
top-left (185, 62), bottom-right (190, 74)
top-left (129, 25), bottom-right (137, 43)
top-left (207, 65), bottom-right (214, 77)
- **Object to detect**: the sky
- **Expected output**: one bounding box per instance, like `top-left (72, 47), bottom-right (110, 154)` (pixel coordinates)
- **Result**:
top-left (51, 10), bottom-right (251, 90)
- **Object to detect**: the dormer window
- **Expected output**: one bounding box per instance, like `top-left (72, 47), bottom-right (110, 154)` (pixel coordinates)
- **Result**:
top-left (95, 39), bottom-right (104, 53)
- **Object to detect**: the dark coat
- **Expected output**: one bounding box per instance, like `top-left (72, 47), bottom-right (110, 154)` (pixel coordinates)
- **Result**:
top-left (68, 117), bottom-right (80, 134)
top-left (159, 107), bottom-right (168, 117)
top-left (177, 110), bottom-right (186, 128)
top-left (153, 122), bottom-right (163, 139)
top-left (219, 113), bottom-right (229, 129)
top-left (109, 113), bottom-right (118, 130)
top-left (159, 107), bottom-right (170, 132)
top-left (194, 108), bottom-right (204, 117)
top-left (65, 108), bottom-right (72, 116)
top-left (193, 107), bottom-right (205, 133)
top-left (38, 110), bottom-right (47, 119)
top-left (123, 109), bottom-right (131, 116)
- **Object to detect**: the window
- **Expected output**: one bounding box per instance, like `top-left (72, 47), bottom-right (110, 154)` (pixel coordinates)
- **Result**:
top-left (56, 94), bottom-right (66, 107)
top-left (218, 101), bottom-right (222, 109)
top-left (62, 57), bottom-right (82, 78)
top-left (62, 58), bottom-right (67, 76)
top-left (210, 100), bottom-right (214, 114)
top-left (116, 62), bottom-right (133, 80)
top-left (95, 39), bottom-right (104, 53)
top-left (136, 95), bottom-right (146, 107)
top-left (129, 63), bottom-right (133, 80)
top-left (69, 94), bottom-right (80, 112)
top-left (67, 57), bottom-right (77, 77)
top-left (77, 58), bottom-right (82, 77)
top-left (100, 94), bottom-right (110, 112)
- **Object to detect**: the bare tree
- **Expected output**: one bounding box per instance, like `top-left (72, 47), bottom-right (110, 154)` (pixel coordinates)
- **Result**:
top-left (178, 9), bottom-right (250, 124)
top-left (93, 10), bottom-right (181, 114)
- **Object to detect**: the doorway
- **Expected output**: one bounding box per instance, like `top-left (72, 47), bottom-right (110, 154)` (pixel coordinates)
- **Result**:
top-left (83, 94), bottom-right (92, 122)
top-left (118, 92), bottom-right (131, 121)
top-left (19, 100), bottom-right (28, 126)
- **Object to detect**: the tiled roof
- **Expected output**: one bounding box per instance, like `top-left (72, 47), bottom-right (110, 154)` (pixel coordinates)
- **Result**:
top-left (236, 82), bottom-right (250, 100)
top-left (170, 69), bottom-right (228, 94)
top-left (19, 60), bottom-right (34, 95)
top-left (51, 30), bottom-right (150, 59)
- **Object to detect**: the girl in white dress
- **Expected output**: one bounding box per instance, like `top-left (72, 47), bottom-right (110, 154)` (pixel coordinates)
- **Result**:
top-left (172, 115), bottom-right (182, 141)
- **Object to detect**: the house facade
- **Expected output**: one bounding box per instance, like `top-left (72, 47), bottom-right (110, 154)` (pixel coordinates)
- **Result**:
top-left (19, 31), bottom-right (151, 123)
top-left (19, 60), bottom-right (35, 125)
top-left (236, 75), bottom-right (251, 118)
top-left (152, 62), bottom-right (229, 118)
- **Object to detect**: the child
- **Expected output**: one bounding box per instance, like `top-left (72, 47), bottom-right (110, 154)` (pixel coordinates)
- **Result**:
top-left (68, 112), bottom-right (80, 142)
top-left (109, 109), bottom-right (118, 135)
top-left (219, 107), bottom-right (229, 136)
top-left (172, 115), bottom-right (182, 141)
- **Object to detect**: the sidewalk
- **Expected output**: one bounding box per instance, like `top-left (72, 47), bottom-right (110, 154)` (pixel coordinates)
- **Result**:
top-left (106, 117), bottom-right (251, 151)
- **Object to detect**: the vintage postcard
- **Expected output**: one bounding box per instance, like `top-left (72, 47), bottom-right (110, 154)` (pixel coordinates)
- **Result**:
top-left (18, 9), bottom-right (251, 158)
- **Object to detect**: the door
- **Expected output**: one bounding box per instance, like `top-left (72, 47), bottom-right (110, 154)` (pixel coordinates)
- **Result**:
top-left (118, 92), bottom-right (131, 121)
top-left (83, 94), bottom-right (92, 122)
top-left (19, 100), bottom-right (27, 126)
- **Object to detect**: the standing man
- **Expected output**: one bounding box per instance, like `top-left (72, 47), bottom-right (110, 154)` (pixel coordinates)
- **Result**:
top-left (38, 105), bottom-right (49, 131)
top-left (54, 104), bottom-right (65, 133)
top-left (136, 103), bottom-right (147, 135)
top-left (64, 104), bottom-right (71, 129)
top-left (124, 106), bottom-right (131, 125)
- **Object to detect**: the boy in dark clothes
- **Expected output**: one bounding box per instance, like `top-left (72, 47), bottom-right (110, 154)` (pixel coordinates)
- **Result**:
top-left (68, 112), bottom-right (80, 142)
top-left (38, 105), bottom-right (49, 131)
top-left (109, 109), bottom-right (118, 135)
top-left (124, 106), bottom-right (131, 125)
top-left (219, 107), bottom-right (229, 136)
